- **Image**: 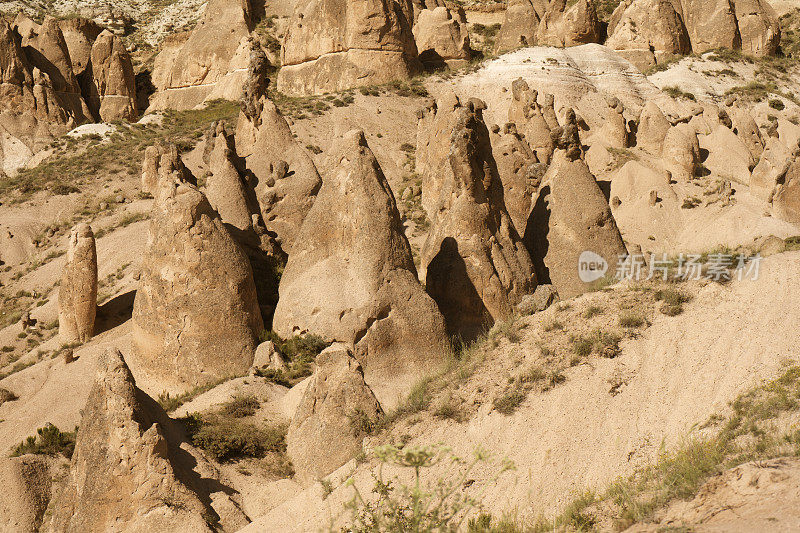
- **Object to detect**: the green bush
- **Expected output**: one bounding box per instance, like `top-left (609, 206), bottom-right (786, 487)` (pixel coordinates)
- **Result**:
top-left (221, 395), bottom-right (260, 418)
top-left (12, 424), bottom-right (77, 458)
top-left (182, 413), bottom-right (287, 462)
top-left (619, 312), bottom-right (646, 328)
top-left (493, 387), bottom-right (527, 415)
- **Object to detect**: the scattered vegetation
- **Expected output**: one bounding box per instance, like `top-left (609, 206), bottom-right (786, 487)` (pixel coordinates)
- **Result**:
top-left (493, 387), bottom-right (527, 415)
top-left (221, 395), bottom-right (260, 418)
top-left (654, 288), bottom-right (690, 316)
top-left (11, 423), bottom-right (77, 459)
top-left (157, 375), bottom-right (244, 412)
top-left (254, 332), bottom-right (330, 386)
top-left (181, 412), bottom-right (288, 463)
top-left (619, 312), bottom-right (646, 328)
top-left (571, 330), bottom-right (622, 359)
top-left (662, 86), bottom-right (696, 101)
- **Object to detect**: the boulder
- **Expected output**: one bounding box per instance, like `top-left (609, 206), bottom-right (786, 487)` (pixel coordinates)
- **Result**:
top-left (495, 0), bottom-right (541, 52)
top-left (413, 7), bottom-right (471, 69)
top-left (58, 223), bottom-right (97, 343)
top-left (662, 123), bottom-right (700, 180)
top-left (0, 455), bottom-right (56, 533)
top-left (605, 0), bottom-right (691, 70)
top-left (525, 110), bottom-right (627, 298)
top-left (286, 343), bottom-right (383, 483)
top-left (234, 94), bottom-right (321, 255)
top-left (131, 166), bottom-right (263, 393)
top-left (750, 138), bottom-right (791, 202)
top-left (149, 0), bottom-right (254, 110)
top-left (251, 341), bottom-right (288, 372)
top-left (43, 348), bottom-right (213, 533)
top-left (536, 0), bottom-right (601, 48)
top-left (772, 151), bottom-right (800, 225)
top-left (277, 0), bottom-right (421, 95)
top-left (730, 107), bottom-right (764, 160)
top-left (680, 0), bottom-right (779, 56)
top-left (422, 100), bottom-right (536, 342)
top-left (637, 99), bottom-right (671, 154)
top-left (272, 130), bottom-right (448, 407)
top-left (87, 30), bottom-right (137, 122)
top-left (57, 18), bottom-right (103, 77)
top-left (516, 284), bottom-right (558, 315)
top-left (700, 125), bottom-right (755, 185)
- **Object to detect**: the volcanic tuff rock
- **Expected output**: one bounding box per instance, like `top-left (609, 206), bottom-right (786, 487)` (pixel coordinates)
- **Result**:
top-left (131, 167), bottom-right (263, 393)
top-left (773, 151), bottom-right (800, 225)
top-left (751, 138), bottom-right (791, 202)
top-left (286, 343), bottom-right (383, 483)
top-left (416, 91), bottom-right (462, 218)
top-left (149, 0), bottom-right (255, 110)
top-left (43, 348), bottom-right (213, 533)
top-left (277, 0), bottom-right (422, 95)
top-left (205, 122), bottom-right (255, 234)
top-left (661, 122), bottom-right (701, 181)
top-left (272, 130), bottom-right (448, 407)
top-left (140, 141), bottom-right (194, 195)
top-left (413, 7), bottom-right (472, 69)
top-left (495, 0), bottom-right (542, 52)
top-left (508, 79), bottom-right (554, 165)
top-left (536, 0), bottom-right (602, 48)
top-left (57, 17), bottom-right (103, 77)
top-left (0, 455), bottom-right (57, 533)
top-left (422, 99), bottom-right (536, 342)
top-left (637, 99), bottom-right (672, 154)
top-left (58, 223), bottom-right (98, 343)
top-left (525, 110), bottom-right (628, 299)
top-left (86, 30), bottom-right (137, 121)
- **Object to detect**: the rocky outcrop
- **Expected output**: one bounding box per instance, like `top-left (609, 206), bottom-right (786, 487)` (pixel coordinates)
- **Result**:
top-left (0, 455), bottom-right (57, 533)
top-left (416, 91), bottom-right (462, 218)
top-left (700, 125), bottom-right (755, 185)
top-left (235, 93), bottom-right (321, 254)
top-left (141, 141), bottom-right (194, 195)
top-left (86, 30), bottom-right (137, 121)
top-left (57, 18), bottom-right (103, 78)
top-left (508, 79), bottom-right (554, 165)
top-left (495, 0), bottom-right (542, 52)
top-left (149, 0), bottom-right (255, 110)
top-left (421, 100), bottom-right (536, 342)
top-left (58, 224), bottom-right (97, 343)
top-left (205, 122), bottom-right (255, 233)
top-left (606, 0), bottom-right (691, 70)
top-left (662, 123), bottom-right (700, 180)
top-left (637, 99), bottom-right (671, 154)
top-left (751, 138), bottom-right (791, 202)
top-left (286, 344), bottom-right (383, 483)
top-left (131, 167), bottom-right (263, 393)
top-left (44, 348), bottom-right (213, 533)
top-left (272, 130), bottom-right (448, 407)
top-left (413, 7), bottom-right (471, 69)
top-left (525, 110), bottom-right (627, 298)
top-left (536, 0), bottom-right (602, 48)
top-left (277, 0), bottom-right (421, 95)
top-left (773, 150), bottom-right (800, 224)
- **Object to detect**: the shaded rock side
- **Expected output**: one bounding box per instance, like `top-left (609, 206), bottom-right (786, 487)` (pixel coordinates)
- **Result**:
top-left (277, 0), bottom-right (422, 95)
top-left (43, 348), bottom-right (213, 533)
top-left (58, 223), bottom-right (97, 343)
top-left (773, 149), bottom-right (800, 225)
top-left (413, 7), bottom-right (471, 69)
top-left (421, 100), bottom-right (536, 342)
top-left (286, 343), bottom-right (383, 483)
top-left (131, 169), bottom-right (263, 393)
top-left (87, 30), bottom-right (138, 122)
top-left (272, 130), bottom-right (448, 407)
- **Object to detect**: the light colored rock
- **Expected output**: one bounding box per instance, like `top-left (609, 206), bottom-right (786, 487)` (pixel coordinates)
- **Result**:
top-left (0, 455), bottom-right (56, 533)
top-left (750, 138), bottom-right (791, 202)
top-left (495, 0), bottom-right (541, 53)
top-left (733, 0), bottom-right (781, 56)
top-left (286, 343), bottom-right (383, 484)
top-left (131, 167), bottom-right (263, 393)
top-left (43, 348), bottom-right (213, 533)
top-left (205, 122), bottom-right (254, 233)
top-left (57, 17), bottom-right (102, 77)
top-left (536, 0), bottom-right (601, 48)
top-left (277, 0), bottom-right (421, 95)
top-left (730, 107), bottom-right (764, 160)
top-left (508, 78), bottom-right (554, 164)
top-left (413, 7), bottom-right (471, 68)
top-left (58, 223), bottom-right (97, 343)
top-left (416, 91), bottom-right (462, 218)
top-left (140, 141), bottom-right (193, 195)
top-left (251, 341), bottom-right (288, 372)
top-left (272, 130), bottom-right (448, 407)
top-left (662, 123), bottom-right (700, 180)
top-left (700, 125), bottom-right (755, 185)
top-left (773, 151), bottom-right (800, 224)
top-left (422, 100), bottom-right (536, 342)
top-left (637, 99), bottom-right (671, 154)
top-left (681, 0), bottom-right (779, 56)
top-left (87, 30), bottom-right (137, 121)
top-left (516, 284), bottom-right (558, 315)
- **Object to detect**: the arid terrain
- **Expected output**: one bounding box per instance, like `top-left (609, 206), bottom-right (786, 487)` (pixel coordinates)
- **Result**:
top-left (2, 0), bottom-right (800, 531)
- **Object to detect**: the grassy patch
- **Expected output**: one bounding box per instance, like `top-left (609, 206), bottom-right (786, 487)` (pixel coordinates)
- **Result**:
top-left (255, 331), bottom-right (330, 386)
top-left (571, 330), bottom-right (622, 359)
top-left (663, 86), bottom-right (696, 101)
top-left (654, 288), bottom-right (690, 316)
top-left (157, 375), bottom-right (242, 412)
top-left (619, 312), bottom-right (646, 328)
top-left (582, 305), bottom-right (604, 319)
top-left (221, 395), bottom-right (260, 418)
top-left (493, 386), bottom-right (527, 415)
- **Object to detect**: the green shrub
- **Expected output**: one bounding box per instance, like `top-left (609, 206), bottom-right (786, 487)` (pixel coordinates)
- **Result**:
top-left (493, 387), bottom-right (527, 415)
top-left (221, 395), bottom-right (260, 418)
top-left (619, 312), bottom-right (646, 328)
top-left (655, 288), bottom-right (690, 316)
top-left (11, 424), bottom-right (77, 458)
top-left (571, 330), bottom-right (622, 359)
top-left (769, 98), bottom-right (786, 110)
top-left (182, 413), bottom-right (287, 462)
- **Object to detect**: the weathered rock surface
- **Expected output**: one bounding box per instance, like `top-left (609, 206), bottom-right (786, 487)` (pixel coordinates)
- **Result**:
top-left (131, 168), bottom-right (263, 393)
top-left (140, 141), bottom-right (193, 195)
top-left (662, 123), bottom-right (700, 181)
top-left (87, 30), bottom-right (137, 121)
top-left (286, 343), bottom-right (383, 483)
top-left (536, 0), bottom-right (601, 48)
top-left (272, 130), bottom-right (448, 407)
top-left (0, 455), bottom-right (57, 533)
top-left (508, 79), bottom-right (554, 165)
top-left (700, 125), bottom-right (755, 185)
top-left (235, 94), bottom-right (321, 255)
top-left (277, 0), bottom-right (421, 95)
top-left (751, 138), bottom-right (791, 202)
top-left (413, 7), bottom-right (471, 69)
top-left (773, 151), bottom-right (800, 224)
top-left (421, 100), bottom-right (536, 342)
top-left (525, 111), bottom-right (627, 298)
top-left (57, 17), bottom-right (103, 77)
top-left (416, 91), bottom-right (462, 218)
top-left (149, 0), bottom-right (255, 110)
top-left (637, 99), bottom-right (671, 154)
top-left (58, 223), bottom-right (97, 343)
top-left (205, 122), bottom-right (255, 233)
top-left (495, 0), bottom-right (542, 52)
top-left (43, 348), bottom-right (213, 533)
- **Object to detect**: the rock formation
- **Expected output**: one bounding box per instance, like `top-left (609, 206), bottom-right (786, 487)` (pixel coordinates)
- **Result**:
top-left (286, 344), bottom-right (383, 483)
top-left (495, 0), bottom-right (543, 52)
top-left (536, 0), bottom-right (602, 48)
top-left (662, 123), bottom-right (700, 180)
top-left (700, 125), bottom-right (755, 185)
top-left (57, 18), bottom-right (103, 78)
top-left (508, 79), bottom-right (554, 165)
top-left (751, 138), bottom-right (791, 202)
top-left (141, 141), bottom-right (194, 195)
top-left (44, 348), bottom-right (213, 533)
top-left (131, 166), bottom-right (263, 393)
top-left (416, 91), bottom-right (462, 218)
top-left (413, 7), bottom-right (472, 69)
top-left (730, 107), bottom-right (764, 160)
top-left (637, 99), bottom-right (671, 154)
top-left (86, 30), bottom-right (137, 121)
top-left (606, 0), bottom-right (691, 70)
top-left (277, 0), bottom-right (421, 95)
top-left (525, 109), bottom-right (627, 299)
top-left (235, 89), bottom-right (321, 254)
top-left (773, 151), bottom-right (800, 224)
top-left (205, 122), bottom-right (255, 234)
top-left (421, 100), bottom-right (536, 342)
top-left (0, 455), bottom-right (56, 533)
top-left (58, 224), bottom-right (97, 343)
top-left (149, 0), bottom-right (255, 110)
top-left (272, 130), bottom-right (448, 407)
